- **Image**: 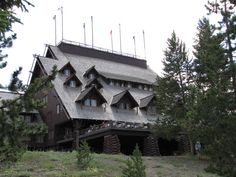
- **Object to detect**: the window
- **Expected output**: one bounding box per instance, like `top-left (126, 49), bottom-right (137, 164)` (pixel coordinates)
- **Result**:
top-left (149, 87), bottom-right (153, 91)
top-left (109, 80), bottom-right (114, 86)
top-left (88, 73), bottom-right (95, 79)
top-left (116, 82), bottom-right (120, 87)
top-left (84, 98), bottom-right (97, 107)
top-left (91, 99), bottom-right (97, 107)
top-left (69, 80), bottom-right (76, 87)
top-left (138, 84), bottom-right (143, 90)
top-left (56, 104), bottom-right (60, 114)
top-left (144, 85), bottom-right (148, 91)
top-left (119, 102), bottom-right (130, 110)
top-left (63, 69), bottom-right (71, 76)
top-left (119, 102), bottom-right (125, 109)
top-left (127, 82), bottom-right (132, 88)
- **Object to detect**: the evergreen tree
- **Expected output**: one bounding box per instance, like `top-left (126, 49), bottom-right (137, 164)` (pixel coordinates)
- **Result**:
top-left (206, 0), bottom-right (236, 102)
top-left (154, 31), bottom-right (194, 151)
top-left (192, 3), bottom-right (236, 175)
top-left (122, 144), bottom-right (146, 177)
top-left (0, 0), bottom-right (33, 69)
top-left (77, 141), bottom-right (93, 170)
top-left (0, 0), bottom-right (57, 163)
top-left (0, 66), bottom-right (57, 162)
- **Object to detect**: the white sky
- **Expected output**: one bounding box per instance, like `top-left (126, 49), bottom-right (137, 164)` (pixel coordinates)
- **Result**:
top-left (0, 0), bottom-right (209, 86)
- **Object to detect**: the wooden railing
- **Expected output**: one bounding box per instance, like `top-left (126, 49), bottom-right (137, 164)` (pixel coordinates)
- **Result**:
top-left (79, 121), bottom-right (150, 136)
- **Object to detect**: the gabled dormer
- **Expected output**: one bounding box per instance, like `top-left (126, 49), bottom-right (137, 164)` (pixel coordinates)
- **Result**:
top-left (59, 62), bottom-right (76, 77)
top-left (139, 94), bottom-right (156, 114)
top-left (75, 86), bottom-right (107, 107)
top-left (85, 78), bottom-right (103, 90)
top-left (83, 65), bottom-right (99, 80)
top-left (45, 47), bottom-right (57, 59)
top-left (111, 90), bottom-right (138, 110)
top-left (63, 74), bottom-right (82, 88)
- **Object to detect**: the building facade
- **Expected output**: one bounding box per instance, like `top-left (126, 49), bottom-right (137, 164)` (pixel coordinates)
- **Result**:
top-left (30, 40), bottom-right (189, 155)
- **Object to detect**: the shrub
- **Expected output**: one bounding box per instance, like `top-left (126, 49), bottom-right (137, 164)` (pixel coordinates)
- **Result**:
top-left (122, 144), bottom-right (146, 177)
top-left (76, 141), bottom-right (93, 170)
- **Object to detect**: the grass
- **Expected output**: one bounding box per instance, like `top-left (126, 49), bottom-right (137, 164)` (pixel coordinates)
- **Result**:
top-left (0, 151), bottom-right (220, 177)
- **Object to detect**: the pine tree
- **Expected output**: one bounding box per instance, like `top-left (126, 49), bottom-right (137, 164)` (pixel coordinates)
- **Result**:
top-left (0, 0), bottom-right (57, 163)
top-left (77, 141), bottom-right (93, 170)
top-left (0, 66), bottom-right (57, 162)
top-left (206, 0), bottom-right (236, 103)
top-left (122, 144), bottom-right (146, 177)
top-left (0, 0), bottom-right (33, 69)
top-left (192, 16), bottom-right (236, 177)
top-left (154, 31), bottom-right (194, 150)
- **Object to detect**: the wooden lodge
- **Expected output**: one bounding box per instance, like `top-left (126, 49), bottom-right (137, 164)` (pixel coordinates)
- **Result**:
top-left (28, 40), bottom-right (190, 155)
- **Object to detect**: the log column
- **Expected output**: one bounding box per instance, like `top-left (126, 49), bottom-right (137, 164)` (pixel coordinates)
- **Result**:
top-left (143, 135), bottom-right (160, 156)
top-left (103, 135), bottom-right (120, 154)
top-left (178, 135), bottom-right (191, 154)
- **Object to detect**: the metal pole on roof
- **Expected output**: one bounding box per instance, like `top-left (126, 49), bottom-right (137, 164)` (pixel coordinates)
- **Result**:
top-left (83, 23), bottom-right (86, 45)
top-left (143, 30), bottom-right (146, 59)
top-left (91, 16), bottom-right (94, 47)
top-left (110, 30), bottom-right (113, 52)
top-left (58, 6), bottom-right (64, 40)
top-left (53, 15), bottom-right (57, 45)
top-left (119, 24), bottom-right (122, 53)
top-left (133, 36), bottom-right (136, 58)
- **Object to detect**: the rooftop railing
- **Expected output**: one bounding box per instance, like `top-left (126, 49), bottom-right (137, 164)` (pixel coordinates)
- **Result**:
top-left (59, 39), bottom-right (144, 60)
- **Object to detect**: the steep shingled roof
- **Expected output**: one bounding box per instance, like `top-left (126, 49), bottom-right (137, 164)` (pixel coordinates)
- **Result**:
top-left (139, 94), bottom-right (155, 108)
top-left (33, 41), bottom-right (159, 123)
top-left (75, 86), bottom-right (107, 104)
top-left (111, 90), bottom-right (139, 109)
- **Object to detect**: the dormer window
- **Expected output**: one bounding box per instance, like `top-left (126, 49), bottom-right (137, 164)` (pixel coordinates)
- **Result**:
top-left (116, 82), bottom-right (120, 87)
top-left (138, 84), bottom-right (143, 90)
top-left (111, 90), bottom-right (138, 110)
top-left (84, 98), bottom-right (97, 107)
top-left (64, 69), bottom-right (71, 76)
top-left (85, 78), bottom-right (103, 90)
top-left (119, 102), bottom-right (130, 110)
top-left (83, 66), bottom-right (99, 79)
top-left (144, 85), bottom-right (148, 91)
top-left (110, 80), bottom-right (114, 86)
top-left (75, 86), bottom-right (107, 107)
top-left (139, 94), bottom-right (156, 114)
top-left (88, 73), bottom-right (95, 79)
top-left (59, 62), bottom-right (76, 77)
top-left (127, 82), bottom-right (132, 88)
top-left (64, 74), bottom-right (82, 88)
top-left (69, 80), bottom-right (76, 88)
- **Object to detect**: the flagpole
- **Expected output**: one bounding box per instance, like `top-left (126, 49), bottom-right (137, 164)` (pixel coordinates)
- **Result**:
top-left (110, 30), bottom-right (113, 52)
top-left (53, 15), bottom-right (57, 45)
top-left (83, 23), bottom-right (86, 45)
top-left (133, 36), bottom-right (136, 58)
top-left (91, 16), bottom-right (94, 47)
top-left (61, 7), bottom-right (64, 40)
top-left (119, 24), bottom-right (122, 53)
top-left (143, 30), bottom-right (146, 59)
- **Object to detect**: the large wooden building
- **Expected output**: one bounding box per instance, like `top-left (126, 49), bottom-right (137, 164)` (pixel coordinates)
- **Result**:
top-left (30, 40), bottom-right (190, 155)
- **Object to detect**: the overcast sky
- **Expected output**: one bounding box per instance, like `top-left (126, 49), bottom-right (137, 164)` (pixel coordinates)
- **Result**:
top-left (0, 0), bottom-right (209, 86)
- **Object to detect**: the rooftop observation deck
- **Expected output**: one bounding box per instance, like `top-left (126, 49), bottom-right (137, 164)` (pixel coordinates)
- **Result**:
top-left (57, 39), bottom-right (147, 69)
